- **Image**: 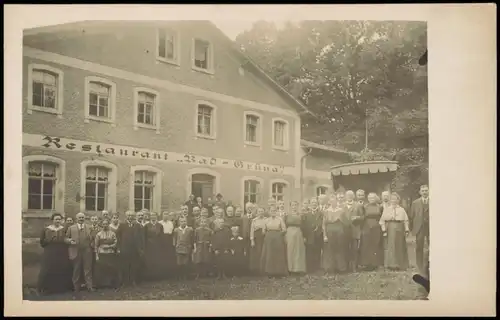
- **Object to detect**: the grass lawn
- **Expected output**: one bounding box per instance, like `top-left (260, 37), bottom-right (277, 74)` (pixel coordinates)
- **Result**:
top-left (23, 238), bottom-right (424, 300)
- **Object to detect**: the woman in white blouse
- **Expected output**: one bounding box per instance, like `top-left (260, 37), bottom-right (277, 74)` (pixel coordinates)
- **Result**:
top-left (159, 211), bottom-right (176, 277)
top-left (379, 192), bottom-right (410, 271)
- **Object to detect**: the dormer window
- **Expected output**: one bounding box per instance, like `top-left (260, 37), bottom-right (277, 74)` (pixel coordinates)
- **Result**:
top-left (192, 38), bottom-right (214, 74)
top-left (157, 28), bottom-right (179, 65)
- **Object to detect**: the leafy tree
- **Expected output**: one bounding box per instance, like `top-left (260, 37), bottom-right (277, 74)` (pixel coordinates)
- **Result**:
top-left (236, 20), bottom-right (428, 197)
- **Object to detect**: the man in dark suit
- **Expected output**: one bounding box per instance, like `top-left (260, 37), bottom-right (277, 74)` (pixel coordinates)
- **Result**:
top-left (302, 197), bottom-right (323, 274)
top-left (115, 210), bottom-right (145, 287)
top-left (409, 184), bottom-right (430, 275)
top-left (185, 194), bottom-right (197, 215)
top-left (65, 212), bottom-right (95, 293)
top-left (214, 193), bottom-right (226, 212)
top-left (345, 190), bottom-right (364, 272)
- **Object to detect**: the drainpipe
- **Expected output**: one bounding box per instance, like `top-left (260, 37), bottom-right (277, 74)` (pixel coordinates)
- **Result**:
top-left (300, 147), bottom-right (313, 204)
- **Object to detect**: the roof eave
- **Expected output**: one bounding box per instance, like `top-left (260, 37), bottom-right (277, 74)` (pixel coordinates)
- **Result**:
top-left (207, 21), bottom-right (318, 119)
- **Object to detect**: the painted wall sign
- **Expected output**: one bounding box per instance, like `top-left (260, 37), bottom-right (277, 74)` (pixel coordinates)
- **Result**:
top-left (22, 133), bottom-right (294, 175)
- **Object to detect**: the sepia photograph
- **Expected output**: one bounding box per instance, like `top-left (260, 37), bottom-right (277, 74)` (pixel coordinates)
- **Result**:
top-left (4, 4), bottom-right (496, 317)
top-left (20, 17), bottom-right (429, 301)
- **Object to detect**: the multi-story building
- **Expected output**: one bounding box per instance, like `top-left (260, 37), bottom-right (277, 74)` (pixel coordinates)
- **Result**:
top-left (22, 20), bottom-right (308, 221)
top-left (21, 20), bottom-right (397, 236)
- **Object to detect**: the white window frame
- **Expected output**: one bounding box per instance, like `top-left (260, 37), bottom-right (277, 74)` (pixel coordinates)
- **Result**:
top-left (269, 179), bottom-right (290, 202)
top-left (156, 28), bottom-right (180, 66)
top-left (241, 176), bottom-right (264, 207)
top-left (26, 64), bottom-right (64, 118)
top-left (243, 111), bottom-right (263, 148)
top-left (22, 155), bottom-right (66, 217)
top-left (133, 87), bottom-right (161, 133)
top-left (195, 101), bottom-right (217, 140)
top-left (84, 76), bottom-right (117, 126)
top-left (272, 117), bottom-right (290, 151)
top-left (191, 37), bottom-right (215, 75)
top-left (129, 165), bottom-right (163, 213)
top-left (80, 160), bottom-right (117, 213)
top-left (186, 168), bottom-right (221, 200)
top-left (316, 185), bottom-right (330, 197)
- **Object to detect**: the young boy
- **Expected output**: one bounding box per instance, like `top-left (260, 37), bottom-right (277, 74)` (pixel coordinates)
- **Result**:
top-left (173, 216), bottom-right (194, 280)
top-left (211, 218), bottom-right (232, 279)
top-left (229, 226), bottom-right (247, 277)
top-left (193, 217), bottom-right (212, 279)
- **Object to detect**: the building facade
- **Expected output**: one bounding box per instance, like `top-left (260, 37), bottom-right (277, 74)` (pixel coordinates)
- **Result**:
top-left (22, 21), bottom-right (320, 231)
top-left (21, 21), bottom-right (399, 238)
top-left (300, 140), bottom-right (353, 199)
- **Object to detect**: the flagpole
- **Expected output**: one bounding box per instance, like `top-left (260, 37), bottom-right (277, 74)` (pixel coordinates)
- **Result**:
top-left (365, 107), bottom-right (368, 150)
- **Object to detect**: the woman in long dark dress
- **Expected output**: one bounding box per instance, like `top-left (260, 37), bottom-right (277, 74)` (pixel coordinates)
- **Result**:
top-left (321, 195), bottom-right (350, 275)
top-left (249, 207), bottom-right (267, 275)
top-left (37, 213), bottom-right (73, 295)
top-left (380, 192), bottom-right (410, 271)
top-left (94, 219), bottom-right (120, 289)
top-left (359, 193), bottom-right (384, 271)
top-left (193, 217), bottom-right (212, 278)
top-left (260, 206), bottom-right (288, 277)
top-left (285, 201), bottom-right (307, 274)
top-left (143, 212), bottom-right (165, 281)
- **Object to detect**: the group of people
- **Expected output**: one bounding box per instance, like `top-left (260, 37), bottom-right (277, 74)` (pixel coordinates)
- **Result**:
top-left (35, 186), bottom-right (430, 297)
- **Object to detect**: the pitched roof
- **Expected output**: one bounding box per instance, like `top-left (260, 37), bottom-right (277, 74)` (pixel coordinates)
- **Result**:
top-left (24, 20), bottom-right (317, 118)
top-left (207, 21), bottom-right (316, 118)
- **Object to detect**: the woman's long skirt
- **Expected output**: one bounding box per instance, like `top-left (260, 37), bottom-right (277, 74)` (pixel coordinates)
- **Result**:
top-left (359, 217), bottom-right (384, 269)
top-left (37, 243), bottom-right (73, 294)
top-left (260, 230), bottom-right (288, 276)
top-left (322, 221), bottom-right (349, 273)
top-left (193, 242), bottom-right (211, 265)
top-left (161, 233), bottom-right (176, 278)
top-left (285, 226), bottom-right (306, 273)
top-left (384, 221), bottom-right (409, 270)
top-left (144, 240), bottom-right (165, 281)
top-left (249, 229), bottom-right (264, 274)
top-left (94, 253), bottom-right (120, 288)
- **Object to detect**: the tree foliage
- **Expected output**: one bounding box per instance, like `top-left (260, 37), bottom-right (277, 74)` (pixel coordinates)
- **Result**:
top-left (236, 20), bottom-right (428, 197)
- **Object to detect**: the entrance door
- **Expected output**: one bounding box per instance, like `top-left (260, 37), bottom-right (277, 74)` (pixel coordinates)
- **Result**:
top-left (191, 173), bottom-right (215, 203)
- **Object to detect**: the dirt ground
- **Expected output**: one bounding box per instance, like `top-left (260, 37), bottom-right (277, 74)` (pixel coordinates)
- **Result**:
top-left (23, 238), bottom-right (424, 301)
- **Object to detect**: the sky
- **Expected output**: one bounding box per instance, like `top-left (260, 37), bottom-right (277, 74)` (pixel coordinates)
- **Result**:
top-left (213, 20), bottom-right (287, 40)
top-left (14, 5), bottom-right (294, 41)
top-left (212, 21), bottom-right (259, 40)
